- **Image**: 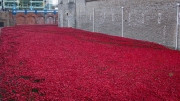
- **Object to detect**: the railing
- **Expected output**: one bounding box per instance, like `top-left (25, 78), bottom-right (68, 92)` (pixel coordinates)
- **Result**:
top-left (12, 9), bottom-right (58, 14)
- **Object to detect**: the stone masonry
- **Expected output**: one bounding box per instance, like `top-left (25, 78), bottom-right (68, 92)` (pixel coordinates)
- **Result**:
top-left (0, 11), bottom-right (13, 27)
top-left (58, 0), bottom-right (77, 27)
top-left (58, 0), bottom-right (180, 49)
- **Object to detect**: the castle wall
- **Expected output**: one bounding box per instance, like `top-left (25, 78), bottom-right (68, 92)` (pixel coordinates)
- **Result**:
top-left (58, 0), bottom-right (77, 27)
top-left (0, 11), bottom-right (13, 27)
top-left (75, 0), bottom-right (180, 49)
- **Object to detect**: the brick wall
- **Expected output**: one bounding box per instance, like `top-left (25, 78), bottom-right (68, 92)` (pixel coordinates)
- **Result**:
top-left (13, 13), bottom-right (58, 25)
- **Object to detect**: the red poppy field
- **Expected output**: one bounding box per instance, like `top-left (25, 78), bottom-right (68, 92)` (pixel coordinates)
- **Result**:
top-left (0, 25), bottom-right (180, 101)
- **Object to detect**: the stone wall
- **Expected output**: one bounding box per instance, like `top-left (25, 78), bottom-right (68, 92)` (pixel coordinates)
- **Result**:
top-left (76, 0), bottom-right (180, 49)
top-left (58, 0), bottom-right (76, 27)
top-left (0, 11), bottom-right (13, 27)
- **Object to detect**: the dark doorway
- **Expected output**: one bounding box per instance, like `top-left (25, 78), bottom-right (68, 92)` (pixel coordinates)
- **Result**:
top-left (0, 22), bottom-right (4, 27)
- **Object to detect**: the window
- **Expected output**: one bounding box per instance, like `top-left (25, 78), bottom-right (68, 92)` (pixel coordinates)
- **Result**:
top-left (5, 2), bottom-right (18, 7)
top-left (32, 2), bottom-right (43, 7)
top-left (32, 0), bottom-right (44, 1)
top-left (6, 0), bottom-right (18, 1)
